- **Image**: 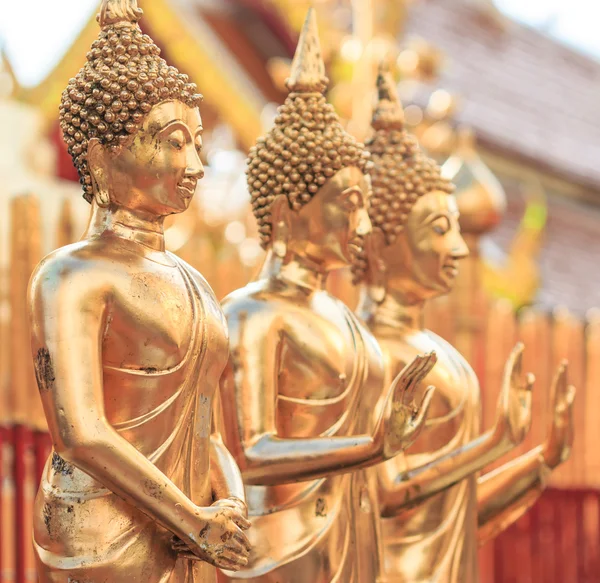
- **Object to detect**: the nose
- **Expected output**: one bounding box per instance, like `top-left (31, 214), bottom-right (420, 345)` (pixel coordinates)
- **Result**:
top-left (186, 144), bottom-right (205, 180)
top-left (451, 230), bottom-right (470, 259)
top-left (355, 207), bottom-right (372, 237)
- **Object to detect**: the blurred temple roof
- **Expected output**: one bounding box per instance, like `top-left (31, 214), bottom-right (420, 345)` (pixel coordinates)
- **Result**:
top-left (404, 0), bottom-right (600, 194)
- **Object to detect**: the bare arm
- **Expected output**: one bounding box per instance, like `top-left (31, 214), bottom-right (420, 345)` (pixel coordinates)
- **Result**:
top-left (379, 343), bottom-right (534, 515)
top-left (29, 259), bottom-right (249, 568)
top-left (210, 393), bottom-right (246, 513)
top-left (477, 362), bottom-right (575, 546)
top-left (477, 446), bottom-right (548, 546)
top-left (379, 430), bottom-right (507, 516)
top-left (219, 308), bottom-right (435, 486)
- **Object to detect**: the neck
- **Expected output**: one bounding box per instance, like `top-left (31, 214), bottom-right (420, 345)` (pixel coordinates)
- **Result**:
top-left (259, 249), bottom-right (329, 291)
top-left (84, 201), bottom-right (166, 252)
top-left (358, 285), bottom-right (426, 331)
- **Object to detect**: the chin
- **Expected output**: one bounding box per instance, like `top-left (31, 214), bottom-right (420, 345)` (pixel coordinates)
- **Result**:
top-left (166, 198), bottom-right (192, 214)
top-left (438, 277), bottom-right (456, 293)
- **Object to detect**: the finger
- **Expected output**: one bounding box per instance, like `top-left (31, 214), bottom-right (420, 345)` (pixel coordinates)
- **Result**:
top-left (518, 373), bottom-right (534, 427)
top-left (413, 385), bottom-right (435, 428)
top-left (566, 385), bottom-right (576, 406)
top-left (231, 512), bottom-right (251, 531)
top-left (552, 361), bottom-right (569, 405)
top-left (392, 356), bottom-right (424, 391)
top-left (525, 372), bottom-right (535, 393)
top-left (216, 555), bottom-right (249, 571)
top-left (396, 353), bottom-right (433, 402)
top-left (508, 343), bottom-right (524, 384)
top-left (233, 530), bottom-right (252, 553)
top-left (406, 353), bottom-right (437, 403)
top-left (219, 545), bottom-right (250, 564)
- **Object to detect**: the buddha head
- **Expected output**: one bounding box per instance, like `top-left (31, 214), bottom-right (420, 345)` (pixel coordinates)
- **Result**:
top-left (359, 68), bottom-right (468, 302)
top-left (60, 0), bottom-right (204, 216)
top-left (247, 8), bottom-right (372, 273)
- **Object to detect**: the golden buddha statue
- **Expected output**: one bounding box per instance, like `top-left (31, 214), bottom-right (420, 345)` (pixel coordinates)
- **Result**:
top-left (28, 1), bottom-right (250, 581)
top-left (355, 69), bottom-right (576, 582)
top-left (219, 10), bottom-right (435, 583)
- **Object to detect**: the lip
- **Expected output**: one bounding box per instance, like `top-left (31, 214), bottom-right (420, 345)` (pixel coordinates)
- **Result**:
top-left (177, 182), bottom-right (196, 198)
top-left (442, 264), bottom-right (459, 277)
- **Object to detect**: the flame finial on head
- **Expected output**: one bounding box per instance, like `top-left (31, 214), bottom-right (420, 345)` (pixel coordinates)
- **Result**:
top-left (371, 64), bottom-right (404, 131)
top-left (247, 7), bottom-right (370, 248)
top-left (97, 0), bottom-right (143, 29)
top-left (285, 7), bottom-right (329, 94)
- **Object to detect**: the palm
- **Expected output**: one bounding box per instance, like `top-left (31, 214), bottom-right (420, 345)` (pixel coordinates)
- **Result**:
top-left (383, 352), bottom-right (437, 458)
top-left (494, 343), bottom-right (535, 446)
top-left (543, 361), bottom-right (576, 469)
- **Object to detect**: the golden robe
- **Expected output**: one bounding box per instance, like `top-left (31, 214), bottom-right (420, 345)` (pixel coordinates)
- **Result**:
top-left (33, 259), bottom-right (222, 583)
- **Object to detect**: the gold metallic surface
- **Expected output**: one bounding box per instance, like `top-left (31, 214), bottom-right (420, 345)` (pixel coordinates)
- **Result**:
top-left (355, 69), bottom-right (575, 582)
top-left (28, 1), bottom-right (250, 580)
top-left (219, 11), bottom-right (434, 582)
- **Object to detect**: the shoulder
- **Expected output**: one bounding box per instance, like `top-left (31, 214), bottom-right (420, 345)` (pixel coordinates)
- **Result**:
top-left (171, 254), bottom-right (215, 297)
top-left (171, 255), bottom-right (227, 329)
top-left (29, 240), bottom-right (127, 311)
top-left (221, 281), bottom-right (293, 340)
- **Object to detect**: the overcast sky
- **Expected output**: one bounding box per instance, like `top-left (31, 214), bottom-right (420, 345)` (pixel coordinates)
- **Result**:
top-left (1, 0), bottom-right (599, 88)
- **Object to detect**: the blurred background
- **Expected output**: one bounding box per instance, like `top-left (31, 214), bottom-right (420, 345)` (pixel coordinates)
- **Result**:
top-left (0, 0), bottom-right (599, 581)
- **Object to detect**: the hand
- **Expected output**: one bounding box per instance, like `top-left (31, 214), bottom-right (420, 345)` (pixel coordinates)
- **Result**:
top-left (542, 360), bottom-right (576, 469)
top-left (172, 505), bottom-right (251, 571)
top-left (211, 496), bottom-right (248, 519)
top-left (492, 343), bottom-right (535, 447)
top-left (382, 352), bottom-right (437, 458)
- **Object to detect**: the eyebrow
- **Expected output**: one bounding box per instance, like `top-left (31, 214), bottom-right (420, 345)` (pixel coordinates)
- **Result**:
top-left (424, 212), bottom-right (452, 224)
top-left (154, 119), bottom-right (202, 137)
top-left (157, 120), bottom-right (189, 134)
top-left (340, 185), bottom-right (362, 196)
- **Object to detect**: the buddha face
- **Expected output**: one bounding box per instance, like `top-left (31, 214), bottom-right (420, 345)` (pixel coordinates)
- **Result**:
top-left (287, 166), bottom-right (373, 271)
top-left (383, 191), bottom-right (469, 297)
top-left (92, 100), bottom-right (204, 216)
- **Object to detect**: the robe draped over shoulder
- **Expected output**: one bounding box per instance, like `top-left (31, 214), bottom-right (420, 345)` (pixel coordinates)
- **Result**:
top-left (224, 301), bottom-right (385, 583)
top-left (33, 258), bottom-right (219, 583)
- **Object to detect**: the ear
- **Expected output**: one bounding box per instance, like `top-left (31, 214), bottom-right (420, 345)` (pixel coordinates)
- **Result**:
top-left (87, 138), bottom-right (111, 207)
top-left (366, 227), bottom-right (388, 303)
top-left (270, 195), bottom-right (292, 260)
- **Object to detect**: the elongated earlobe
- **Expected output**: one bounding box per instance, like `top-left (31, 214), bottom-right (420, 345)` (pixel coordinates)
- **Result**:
top-left (365, 228), bottom-right (387, 303)
top-left (270, 195), bottom-right (292, 261)
top-left (87, 139), bottom-right (111, 207)
top-left (273, 221), bottom-right (289, 259)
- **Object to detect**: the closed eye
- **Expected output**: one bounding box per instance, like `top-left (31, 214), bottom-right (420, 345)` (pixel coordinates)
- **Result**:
top-left (340, 187), bottom-right (362, 211)
top-left (431, 216), bottom-right (451, 235)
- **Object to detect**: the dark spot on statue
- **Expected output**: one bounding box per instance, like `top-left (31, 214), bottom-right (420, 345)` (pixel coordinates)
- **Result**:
top-left (43, 503), bottom-right (52, 536)
top-left (315, 497), bottom-right (327, 517)
top-left (221, 530), bottom-right (233, 543)
top-left (199, 522), bottom-right (210, 540)
top-left (143, 367), bottom-right (158, 374)
top-left (34, 347), bottom-right (55, 392)
top-left (52, 452), bottom-right (74, 476)
top-left (142, 479), bottom-right (164, 500)
top-left (67, 505), bottom-right (74, 513)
